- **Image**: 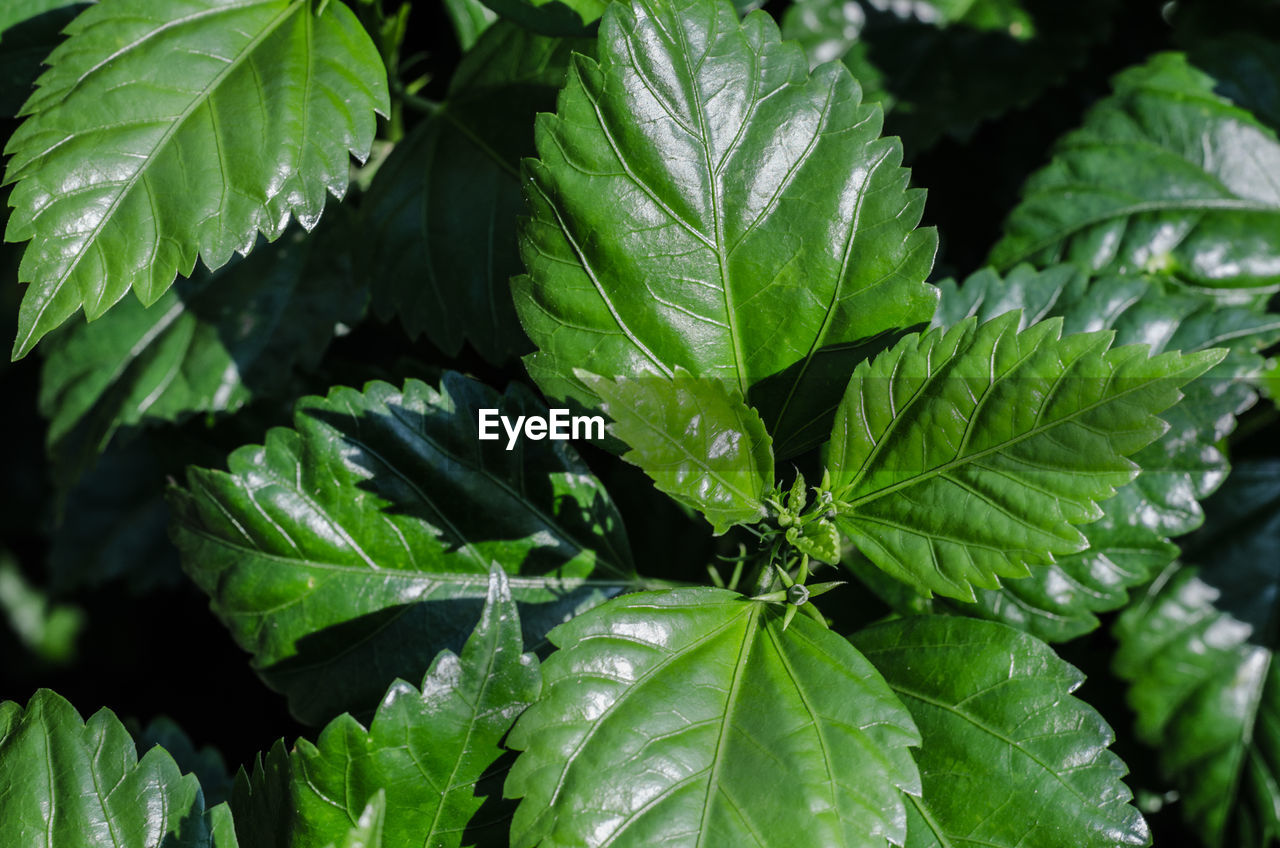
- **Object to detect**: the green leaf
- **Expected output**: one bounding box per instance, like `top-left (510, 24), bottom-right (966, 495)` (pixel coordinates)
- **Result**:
top-left (40, 217), bottom-right (364, 490)
top-left (581, 369), bottom-right (773, 534)
top-left (328, 794), bottom-right (385, 848)
top-left (1115, 461), bottom-right (1280, 848)
top-left (135, 717), bottom-right (233, 808)
top-left (3, 0), bottom-right (389, 359)
top-left (852, 616), bottom-right (1149, 848)
top-left (0, 0), bottom-right (83, 32)
top-left (0, 0), bottom-right (89, 118)
top-left (780, 0), bottom-right (1119, 152)
top-left (990, 41), bottom-right (1280, 294)
top-left (171, 373), bottom-right (634, 724)
top-left (234, 566), bottom-right (539, 848)
top-left (929, 265), bottom-right (1280, 639)
top-left (478, 0), bottom-right (601, 36)
top-left (513, 0), bottom-right (938, 459)
top-left (475, 0), bottom-right (761, 35)
top-left (826, 311), bottom-right (1222, 601)
top-left (505, 587), bottom-right (920, 848)
top-left (0, 689), bottom-right (238, 847)
top-left (442, 0), bottom-right (497, 51)
top-left (363, 22), bottom-right (588, 365)
top-left (0, 547), bottom-right (84, 664)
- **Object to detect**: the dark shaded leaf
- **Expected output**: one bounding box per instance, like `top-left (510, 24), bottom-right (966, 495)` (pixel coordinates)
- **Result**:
top-left (781, 0), bottom-right (1119, 152)
top-left (991, 41), bottom-right (1280, 295)
top-left (364, 23), bottom-right (588, 364)
top-left (234, 567), bottom-right (538, 848)
top-left (0, 0), bottom-right (89, 118)
top-left (1115, 460), bottom-right (1280, 848)
top-left (40, 217), bottom-right (364, 489)
top-left (171, 374), bottom-right (634, 724)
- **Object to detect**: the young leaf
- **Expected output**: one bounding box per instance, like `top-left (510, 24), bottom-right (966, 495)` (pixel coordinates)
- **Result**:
top-left (990, 40), bottom-right (1280, 294)
top-left (512, 0), bottom-right (938, 459)
top-left (1114, 461), bottom-right (1280, 848)
top-left (826, 311), bottom-right (1222, 600)
top-left (852, 616), bottom-right (1149, 848)
top-left (780, 0), bottom-right (1119, 152)
top-left (929, 265), bottom-right (1280, 639)
top-left (234, 567), bottom-right (539, 848)
top-left (0, 689), bottom-right (238, 846)
top-left (505, 587), bottom-right (921, 848)
top-left (580, 369), bottom-right (773, 534)
top-left (363, 23), bottom-right (589, 365)
top-left (40, 218), bottom-right (364, 490)
top-left (170, 374), bottom-right (634, 724)
top-left (3, 0), bottom-right (389, 359)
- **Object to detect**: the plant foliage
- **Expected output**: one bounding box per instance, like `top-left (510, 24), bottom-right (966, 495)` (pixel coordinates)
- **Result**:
top-left (2, 0), bottom-right (1278, 845)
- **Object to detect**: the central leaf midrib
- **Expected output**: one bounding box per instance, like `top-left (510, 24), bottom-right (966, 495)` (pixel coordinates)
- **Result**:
top-left (19, 0), bottom-right (308, 352)
top-left (543, 606), bottom-right (749, 812)
top-left (180, 521), bottom-right (630, 589)
top-left (665, 8), bottom-right (749, 397)
top-left (697, 603), bottom-right (760, 847)
top-left (424, 601), bottom-right (505, 844)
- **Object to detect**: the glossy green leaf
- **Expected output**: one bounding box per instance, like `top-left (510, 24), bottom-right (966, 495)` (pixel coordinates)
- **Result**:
top-left (852, 616), bottom-right (1149, 848)
top-left (581, 369), bottom-right (773, 534)
top-left (505, 587), bottom-right (921, 848)
top-left (513, 0), bottom-right (938, 459)
top-left (0, 689), bottom-right (238, 847)
top-left (929, 265), bottom-right (1280, 639)
top-left (780, 0), bottom-right (1118, 152)
top-left (3, 0), bottom-right (389, 359)
top-left (40, 218), bottom-right (364, 489)
top-left (171, 373), bottom-right (634, 724)
top-left (363, 23), bottom-right (588, 364)
top-left (990, 41), bottom-right (1280, 294)
top-left (1115, 461), bottom-right (1280, 848)
top-left (826, 312), bottom-right (1221, 601)
top-left (0, 0), bottom-right (89, 117)
top-left (235, 566), bottom-right (538, 848)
